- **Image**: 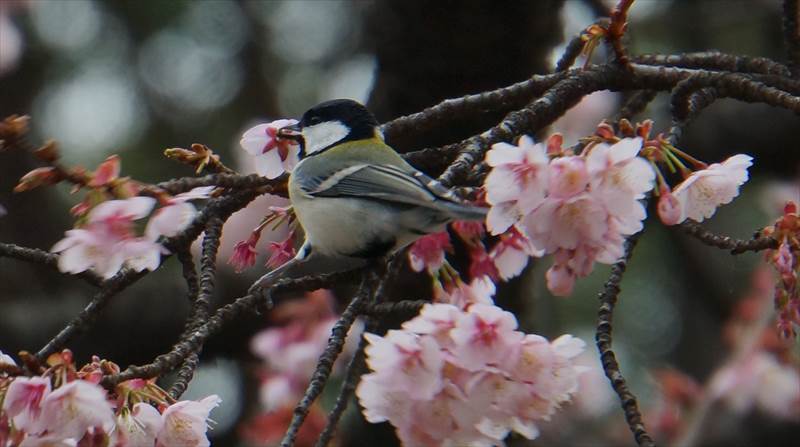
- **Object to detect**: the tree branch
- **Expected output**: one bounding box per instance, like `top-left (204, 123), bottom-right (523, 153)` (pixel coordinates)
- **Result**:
top-left (596, 233), bottom-right (654, 447)
top-left (679, 220), bottom-right (779, 254)
top-left (280, 271), bottom-right (375, 447)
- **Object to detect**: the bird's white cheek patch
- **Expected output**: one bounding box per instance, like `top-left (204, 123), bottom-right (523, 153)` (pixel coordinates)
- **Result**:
top-left (302, 121), bottom-right (350, 154)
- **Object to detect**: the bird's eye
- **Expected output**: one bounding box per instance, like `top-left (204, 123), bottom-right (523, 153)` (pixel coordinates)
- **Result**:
top-left (308, 116), bottom-right (322, 125)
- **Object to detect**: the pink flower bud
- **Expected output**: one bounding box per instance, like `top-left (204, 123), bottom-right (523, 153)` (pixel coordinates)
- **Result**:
top-left (408, 232), bottom-right (452, 273)
top-left (546, 264), bottom-right (575, 296)
top-left (88, 155), bottom-right (121, 187)
top-left (266, 234), bottom-right (296, 269)
top-left (657, 187), bottom-right (682, 225)
top-left (228, 234), bottom-right (259, 273)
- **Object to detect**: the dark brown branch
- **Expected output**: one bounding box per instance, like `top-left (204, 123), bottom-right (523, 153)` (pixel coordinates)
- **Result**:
top-left (606, 0), bottom-right (634, 69)
top-left (362, 299), bottom-right (429, 318)
top-left (0, 242), bottom-right (103, 286)
top-left (35, 270), bottom-right (146, 361)
top-left (436, 66), bottom-right (617, 186)
top-left (280, 272), bottom-right (374, 447)
top-left (555, 32), bottom-right (589, 72)
top-left (314, 323), bottom-right (369, 447)
top-left (634, 52), bottom-right (790, 76)
top-left (680, 220), bottom-right (779, 254)
top-left (616, 90), bottom-right (658, 121)
top-left (784, 0), bottom-right (800, 78)
top-left (669, 75), bottom-right (720, 145)
top-left (157, 173), bottom-right (283, 196)
top-left (103, 268), bottom-right (367, 387)
top-left (381, 72), bottom-right (570, 146)
top-left (596, 233), bottom-right (654, 447)
top-left (168, 218), bottom-right (223, 399)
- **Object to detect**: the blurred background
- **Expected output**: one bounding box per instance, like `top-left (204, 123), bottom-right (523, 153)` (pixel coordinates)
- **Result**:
top-left (1, 0), bottom-right (798, 446)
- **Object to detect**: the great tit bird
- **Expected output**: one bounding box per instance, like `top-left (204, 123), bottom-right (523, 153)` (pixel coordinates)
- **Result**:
top-left (250, 99), bottom-right (487, 292)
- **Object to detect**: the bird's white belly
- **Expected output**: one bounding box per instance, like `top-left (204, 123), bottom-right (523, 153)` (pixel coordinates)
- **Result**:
top-left (294, 197), bottom-right (406, 256)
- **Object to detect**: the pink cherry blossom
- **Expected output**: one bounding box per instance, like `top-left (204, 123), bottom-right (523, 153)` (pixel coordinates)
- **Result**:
top-left (525, 193), bottom-right (608, 253)
top-left (0, 349), bottom-right (15, 366)
top-left (451, 220), bottom-right (485, 244)
top-left (229, 237), bottom-right (258, 272)
top-left (52, 197), bottom-right (160, 278)
top-left (357, 301), bottom-right (587, 445)
top-left (355, 374), bottom-right (413, 426)
top-left (548, 156), bottom-right (589, 199)
top-left (408, 232), bottom-right (452, 273)
top-left (2, 376), bottom-right (51, 433)
top-left (37, 380), bottom-right (114, 440)
top-left (156, 395), bottom-right (221, 447)
top-left (449, 304), bottom-right (523, 371)
top-left (586, 138), bottom-right (653, 206)
top-left (18, 434), bottom-right (78, 447)
top-left (113, 403), bottom-right (162, 447)
top-left (240, 119), bottom-right (301, 179)
top-left (88, 155), bottom-right (120, 187)
top-left (546, 264), bottom-right (576, 297)
top-left (672, 154), bottom-right (753, 223)
top-left (433, 276), bottom-right (495, 309)
top-left (484, 136), bottom-right (549, 234)
top-left (143, 187), bottom-right (213, 241)
top-left (266, 234), bottom-right (297, 269)
top-left (710, 352), bottom-right (800, 419)
top-left (490, 227), bottom-right (541, 280)
top-left (363, 331), bottom-right (444, 400)
top-left (251, 318), bottom-right (335, 378)
top-left (401, 303), bottom-right (461, 344)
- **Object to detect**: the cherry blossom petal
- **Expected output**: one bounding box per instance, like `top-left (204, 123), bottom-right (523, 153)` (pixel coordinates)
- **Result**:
top-left (145, 202), bottom-right (197, 240)
top-left (450, 304), bottom-right (523, 371)
top-left (157, 395), bottom-right (221, 447)
top-left (254, 148), bottom-right (285, 179)
top-left (240, 123), bottom-right (274, 156)
top-left (38, 380), bottom-right (114, 440)
top-left (89, 196), bottom-right (156, 222)
top-left (673, 154), bottom-right (753, 223)
top-left (113, 403), bottom-right (163, 447)
top-left (2, 376), bottom-right (51, 433)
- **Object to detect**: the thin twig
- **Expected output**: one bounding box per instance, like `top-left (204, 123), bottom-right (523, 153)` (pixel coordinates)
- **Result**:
top-left (606, 0), bottom-right (635, 69)
top-left (313, 333), bottom-right (368, 447)
top-left (35, 270), bottom-right (146, 361)
top-left (596, 233), bottom-right (655, 447)
top-left (680, 220), bottom-right (779, 254)
top-left (783, 0), bottom-right (800, 78)
top-left (280, 272), bottom-right (375, 447)
top-left (0, 242), bottom-right (104, 286)
top-left (168, 218), bottom-right (223, 399)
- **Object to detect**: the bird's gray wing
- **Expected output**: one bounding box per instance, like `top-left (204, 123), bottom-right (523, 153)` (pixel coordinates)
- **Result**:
top-left (304, 163), bottom-right (462, 208)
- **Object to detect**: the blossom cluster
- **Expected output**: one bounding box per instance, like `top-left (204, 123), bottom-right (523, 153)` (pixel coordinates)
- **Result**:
top-left (356, 285), bottom-right (586, 445)
top-left (0, 350), bottom-right (220, 447)
top-left (484, 135), bottom-right (654, 295)
top-left (479, 123), bottom-right (753, 296)
top-left (15, 155), bottom-right (216, 279)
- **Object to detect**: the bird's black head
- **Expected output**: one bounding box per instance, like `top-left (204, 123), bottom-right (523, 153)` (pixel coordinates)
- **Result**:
top-left (282, 99), bottom-right (380, 156)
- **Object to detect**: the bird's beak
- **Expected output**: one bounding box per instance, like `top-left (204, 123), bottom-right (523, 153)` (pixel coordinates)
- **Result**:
top-left (277, 123), bottom-right (303, 141)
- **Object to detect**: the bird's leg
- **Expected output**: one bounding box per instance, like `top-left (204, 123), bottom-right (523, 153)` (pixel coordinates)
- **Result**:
top-left (247, 241), bottom-right (368, 299)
